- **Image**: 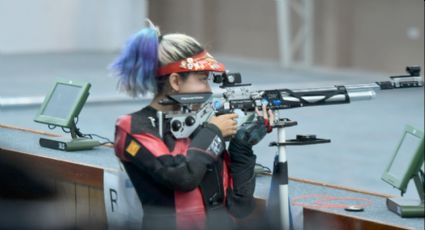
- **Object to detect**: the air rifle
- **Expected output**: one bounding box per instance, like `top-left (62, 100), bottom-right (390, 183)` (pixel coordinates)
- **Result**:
top-left (159, 66), bottom-right (423, 139)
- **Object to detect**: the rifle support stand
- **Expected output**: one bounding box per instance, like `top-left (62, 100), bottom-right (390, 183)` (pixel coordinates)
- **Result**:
top-left (267, 115), bottom-right (330, 230)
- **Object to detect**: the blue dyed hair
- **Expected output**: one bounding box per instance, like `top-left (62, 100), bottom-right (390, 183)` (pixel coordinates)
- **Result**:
top-left (110, 26), bottom-right (159, 97)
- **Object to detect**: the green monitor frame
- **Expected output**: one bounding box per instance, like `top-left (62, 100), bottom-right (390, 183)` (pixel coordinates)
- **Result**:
top-left (34, 80), bottom-right (100, 151)
top-left (381, 124), bottom-right (424, 217)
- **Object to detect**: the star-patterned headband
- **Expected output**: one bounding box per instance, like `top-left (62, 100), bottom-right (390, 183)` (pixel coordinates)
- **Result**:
top-left (156, 50), bottom-right (225, 77)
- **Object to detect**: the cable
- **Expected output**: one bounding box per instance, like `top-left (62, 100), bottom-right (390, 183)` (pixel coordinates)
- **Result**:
top-left (61, 127), bottom-right (71, 133)
top-left (61, 116), bottom-right (115, 145)
top-left (74, 126), bottom-right (114, 145)
top-left (85, 133), bottom-right (114, 145)
top-left (44, 117), bottom-right (114, 146)
top-left (255, 163), bottom-right (272, 176)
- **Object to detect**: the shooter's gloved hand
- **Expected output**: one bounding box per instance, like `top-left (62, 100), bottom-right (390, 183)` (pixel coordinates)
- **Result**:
top-left (227, 109), bottom-right (274, 217)
top-left (233, 116), bottom-right (268, 146)
top-left (232, 105), bottom-right (274, 147)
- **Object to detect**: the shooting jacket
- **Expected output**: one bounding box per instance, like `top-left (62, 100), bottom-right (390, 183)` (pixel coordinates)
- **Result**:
top-left (114, 106), bottom-right (256, 230)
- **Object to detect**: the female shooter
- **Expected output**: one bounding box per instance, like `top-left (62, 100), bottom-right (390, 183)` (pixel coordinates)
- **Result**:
top-left (111, 21), bottom-right (273, 230)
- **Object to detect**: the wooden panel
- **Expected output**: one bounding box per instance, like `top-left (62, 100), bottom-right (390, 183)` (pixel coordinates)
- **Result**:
top-left (303, 207), bottom-right (410, 230)
top-left (0, 147), bottom-right (108, 228)
top-left (33, 180), bottom-right (107, 228)
top-left (89, 188), bottom-right (108, 229)
top-left (55, 181), bottom-right (77, 226)
top-left (0, 148), bottom-right (103, 188)
top-left (76, 184), bottom-right (90, 228)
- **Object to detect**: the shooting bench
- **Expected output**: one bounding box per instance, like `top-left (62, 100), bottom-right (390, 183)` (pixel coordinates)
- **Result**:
top-left (1, 124), bottom-right (423, 229)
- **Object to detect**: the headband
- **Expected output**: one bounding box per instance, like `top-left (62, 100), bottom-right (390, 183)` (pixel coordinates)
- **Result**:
top-left (156, 50), bottom-right (225, 77)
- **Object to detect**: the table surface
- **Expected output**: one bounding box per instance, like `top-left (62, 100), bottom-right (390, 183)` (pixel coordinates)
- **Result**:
top-left (1, 125), bottom-right (424, 229)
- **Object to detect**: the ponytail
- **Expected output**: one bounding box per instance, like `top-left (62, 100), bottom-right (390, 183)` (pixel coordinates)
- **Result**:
top-left (111, 20), bottom-right (213, 97)
top-left (110, 23), bottom-right (159, 97)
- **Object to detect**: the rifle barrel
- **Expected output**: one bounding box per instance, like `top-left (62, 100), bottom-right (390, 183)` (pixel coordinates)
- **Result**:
top-left (344, 83), bottom-right (381, 91)
top-left (347, 90), bottom-right (376, 101)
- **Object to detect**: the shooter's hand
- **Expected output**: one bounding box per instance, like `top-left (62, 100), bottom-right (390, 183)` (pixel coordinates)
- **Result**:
top-left (256, 105), bottom-right (274, 133)
top-left (232, 105), bottom-right (274, 146)
top-left (209, 113), bottom-right (239, 138)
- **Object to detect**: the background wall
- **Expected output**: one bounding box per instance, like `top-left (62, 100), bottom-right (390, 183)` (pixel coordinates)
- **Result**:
top-left (0, 0), bottom-right (423, 73)
top-left (149, 0), bottom-right (280, 59)
top-left (150, 0), bottom-right (424, 73)
top-left (0, 0), bottom-right (147, 53)
top-left (350, 0), bottom-right (424, 73)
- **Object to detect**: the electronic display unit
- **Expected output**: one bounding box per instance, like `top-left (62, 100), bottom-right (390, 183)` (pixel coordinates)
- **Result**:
top-left (34, 81), bottom-right (100, 151)
top-left (381, 124), bottom-right (424, 217)
top-left (34, 81), bottom-right (90, 128)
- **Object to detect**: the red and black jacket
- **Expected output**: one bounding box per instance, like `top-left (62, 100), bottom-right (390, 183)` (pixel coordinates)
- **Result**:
top-left (114, 106), bottom-right (257, 230)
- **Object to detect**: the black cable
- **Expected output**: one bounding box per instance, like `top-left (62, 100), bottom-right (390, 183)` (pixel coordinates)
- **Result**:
top-left (45, 117), bottom-right (114, 146)
top-left (75, 129), bottom-right (114, 146)
top-left (74, 126), bottom-right (114, 145)
top-left (74, 127), bottom-right (85, 138)
top-left (61, 116), bottom-right (115, 145)
top-left (86, 133), bottom-right (114, 145)
top-left (61, 127), bottom-right (71, 133)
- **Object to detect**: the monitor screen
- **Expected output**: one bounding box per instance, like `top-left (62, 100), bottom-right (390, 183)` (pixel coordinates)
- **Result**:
top-left (34, 81), bottom-right (91, 128)
top-left (387, 132), bottom-right (422, 179)
top-left (382, 125), bottom-right (424, 194)
top-left (41, 83), bottom-right (83, 119)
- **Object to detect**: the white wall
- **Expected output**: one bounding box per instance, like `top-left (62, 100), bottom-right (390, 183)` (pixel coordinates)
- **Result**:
top-left (0, 0), bottom-right (147, 54)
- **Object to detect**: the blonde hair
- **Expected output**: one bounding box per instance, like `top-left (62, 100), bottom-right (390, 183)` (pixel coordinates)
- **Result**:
top-left (158, 34), bottom-right (203, 66)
